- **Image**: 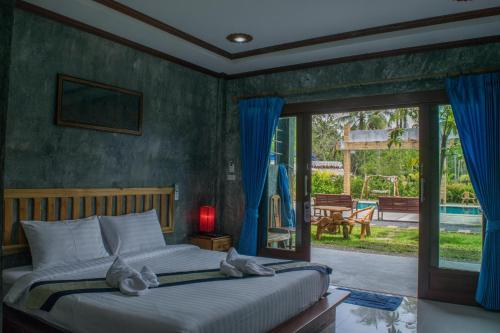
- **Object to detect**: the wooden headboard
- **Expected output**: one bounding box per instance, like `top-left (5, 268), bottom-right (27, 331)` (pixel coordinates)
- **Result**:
top-left (2, 187), bottom-right (174, 255)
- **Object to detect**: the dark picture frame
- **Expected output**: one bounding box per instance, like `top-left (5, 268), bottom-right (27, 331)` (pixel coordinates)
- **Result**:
top-left (56, 74), bottom-right (143, 135)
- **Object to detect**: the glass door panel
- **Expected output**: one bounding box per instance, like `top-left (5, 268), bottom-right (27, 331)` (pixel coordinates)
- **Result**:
top-left (266, 116), bottom-right (297, 251)
top-left (259, 114), bottom-right (311, 260)
top-left (437, 104), bottom-right (482, 271)
top-left (419, 102), bottom-right (480, 305)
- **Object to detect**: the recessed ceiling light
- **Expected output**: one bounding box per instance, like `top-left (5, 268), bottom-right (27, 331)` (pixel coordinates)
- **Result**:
top-left (226, 33), bottom-right (253, 43)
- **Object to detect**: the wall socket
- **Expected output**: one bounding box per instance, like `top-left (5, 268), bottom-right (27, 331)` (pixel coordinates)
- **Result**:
top-left (227, 160), bottom-right (236, 181)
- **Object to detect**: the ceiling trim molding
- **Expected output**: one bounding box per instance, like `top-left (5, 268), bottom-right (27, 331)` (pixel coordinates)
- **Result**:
top-left (230, 6), bottom-right (500, 59)
top-left (92, 0), bottom-right (500, 59)
top-left (15, 0), bottom-right (225, 78)
top-left (13, 1), bottom-right (500, 81)
top-left (226, 34), bottom-right (500, 79)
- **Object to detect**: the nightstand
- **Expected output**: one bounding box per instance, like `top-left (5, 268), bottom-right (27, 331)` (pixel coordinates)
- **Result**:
top-left (190, 234), bottom-right (232, 252)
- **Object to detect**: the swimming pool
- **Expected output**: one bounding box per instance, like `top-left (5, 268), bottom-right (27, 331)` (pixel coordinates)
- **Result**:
top-left (356, 201), bottom-right (482, 215)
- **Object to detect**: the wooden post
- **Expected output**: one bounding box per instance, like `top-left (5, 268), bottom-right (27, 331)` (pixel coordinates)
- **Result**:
top-left (440, 163), bottom-right (447, 204)
top-left (343, 125), bottom-right (351, 194)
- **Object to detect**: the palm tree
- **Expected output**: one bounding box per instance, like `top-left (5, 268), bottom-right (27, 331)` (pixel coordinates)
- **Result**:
top-left (312, 114), bottom-right (343, 160)
top-left (337, 111), bottom-right (388, 130)
top-left (439, 105), bottom-right (458, 183)
top-left (388, 107), bottom-right (419, 128)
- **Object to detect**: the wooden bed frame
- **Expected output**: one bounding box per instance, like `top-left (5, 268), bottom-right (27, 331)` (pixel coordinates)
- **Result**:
top-left (2, 187), bottom-right (349, 333)
top-left (2, 187), bottom-right (175, 256)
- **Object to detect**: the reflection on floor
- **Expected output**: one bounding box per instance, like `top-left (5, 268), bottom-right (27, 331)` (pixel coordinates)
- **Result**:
top-left (334, 296), bottom-right (500, 333)
top-left (312, 247), bottom-right (417, 296)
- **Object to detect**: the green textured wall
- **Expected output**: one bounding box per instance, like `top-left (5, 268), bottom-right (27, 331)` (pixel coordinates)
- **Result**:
top-left (0, 0), bottom-right (15, 275)
top-left (220, 42), bottom-right (500, 245)
top-left (4, 9), bottom-right (221, 263)
top-left (4, 6), bottom-right (500, 255)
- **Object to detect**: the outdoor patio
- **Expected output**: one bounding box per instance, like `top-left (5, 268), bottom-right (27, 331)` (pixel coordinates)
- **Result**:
top-left (367, 209), bottom-right (482, 233)
top-left (312, 246), bottom-right (417, 296)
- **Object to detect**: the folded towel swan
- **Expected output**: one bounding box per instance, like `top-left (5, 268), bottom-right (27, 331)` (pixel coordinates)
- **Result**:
top-left (220, 248), bottom-right (275, 278)
top-left (106, 257), bottom-right (159, 296)
top-left (140, 265), bottom-right (160, 288)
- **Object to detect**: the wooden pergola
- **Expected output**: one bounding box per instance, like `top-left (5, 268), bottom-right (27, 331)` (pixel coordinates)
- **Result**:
top-left (336, 125), bottom-right (419, 195)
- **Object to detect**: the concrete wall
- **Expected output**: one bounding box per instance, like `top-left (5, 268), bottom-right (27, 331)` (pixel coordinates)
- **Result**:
top-left (219, 42), bottom-right (500, 246)
top-left (3, 9), bottom-right (222, 266)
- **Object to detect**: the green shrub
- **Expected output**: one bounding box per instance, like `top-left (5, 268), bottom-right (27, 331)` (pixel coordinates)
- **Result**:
top-left (311, 171), bottom-right (476, 202)
top-left (311, 171), bottom-right (342, 194)
top-left (459, 174), bottom-right (470, 183)
top-left (446, 183), bottom-right (474, 203)
top-left (351, 176), bottom-right (364, 198)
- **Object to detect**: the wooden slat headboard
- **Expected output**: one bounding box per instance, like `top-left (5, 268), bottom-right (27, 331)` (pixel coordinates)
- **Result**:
top-left (2, 187), bottom-right (174, 256)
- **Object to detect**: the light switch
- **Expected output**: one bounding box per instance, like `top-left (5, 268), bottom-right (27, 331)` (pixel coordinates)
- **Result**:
top-left (174, 184), bottom-right (179, 200)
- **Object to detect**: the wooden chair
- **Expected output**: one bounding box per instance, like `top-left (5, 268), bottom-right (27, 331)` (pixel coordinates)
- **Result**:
top-left (270, 194), bottom-right (281, 228)
top-left (315, 212), bottom-right (344, 240)
top-left (347, 206), bottom-right (376, 240)
top-left (268, 195), bottom-right (291, 248)
top-left (461, 191), bottom-right (477, 205)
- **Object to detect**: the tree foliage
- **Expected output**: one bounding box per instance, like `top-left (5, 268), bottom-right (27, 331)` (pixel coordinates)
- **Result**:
top-left (311, 106), bottom-right (474, 203)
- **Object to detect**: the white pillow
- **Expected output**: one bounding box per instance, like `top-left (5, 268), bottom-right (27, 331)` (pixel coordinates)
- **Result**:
top-left (98, 209), bottom-right (166, 255)
top-left (22, 216), bottom-right (109, 270)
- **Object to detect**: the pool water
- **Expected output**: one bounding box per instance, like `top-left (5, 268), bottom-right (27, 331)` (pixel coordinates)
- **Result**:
top-left (356, 201), bottom-right (481, 215)
top-left (440, 205), bottom-right (482, 215)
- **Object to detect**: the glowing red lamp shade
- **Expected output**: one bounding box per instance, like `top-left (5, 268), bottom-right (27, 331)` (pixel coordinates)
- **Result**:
top-left (199, 205), bottom-right (215, 233)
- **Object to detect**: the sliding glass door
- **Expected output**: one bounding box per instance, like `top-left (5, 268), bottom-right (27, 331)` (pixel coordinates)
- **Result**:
top-left (258, 114), bottom-right (311, 260)
top-left (257, 92), bottom-right (483, 304)
top-left (419, 103), bottom-right (482, 305)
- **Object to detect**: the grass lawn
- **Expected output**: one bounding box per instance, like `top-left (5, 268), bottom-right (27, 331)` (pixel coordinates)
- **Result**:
top-left (311, 225), bottom-right (482, 263)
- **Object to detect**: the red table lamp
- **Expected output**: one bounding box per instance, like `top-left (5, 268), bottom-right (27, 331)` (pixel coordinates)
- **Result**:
top-left (199, 205), bottom-right (215, 233)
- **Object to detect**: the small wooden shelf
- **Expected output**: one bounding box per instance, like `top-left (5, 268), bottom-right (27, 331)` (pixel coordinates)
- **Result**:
top-left (190, 234), bottom-right (232, 252)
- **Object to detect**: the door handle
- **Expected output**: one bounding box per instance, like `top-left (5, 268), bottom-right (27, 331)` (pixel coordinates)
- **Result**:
top-left (420, 163), bottom-right (424, 203)
top-left (420, 178), bottom-right (425, 203)
top-left (304, 174), bottom-right (308, 197)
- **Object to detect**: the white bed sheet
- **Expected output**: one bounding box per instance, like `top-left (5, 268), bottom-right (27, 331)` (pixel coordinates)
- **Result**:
top-left (5, 244), bottom-right (330, 333)
top-left (2, 265), bottom-right (33, 296)
top-left (3, 265), bottom-right (33, 285)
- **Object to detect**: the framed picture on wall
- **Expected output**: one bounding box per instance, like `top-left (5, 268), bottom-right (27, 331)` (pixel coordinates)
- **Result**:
top-left (56, 74), bottom-right (143, 135)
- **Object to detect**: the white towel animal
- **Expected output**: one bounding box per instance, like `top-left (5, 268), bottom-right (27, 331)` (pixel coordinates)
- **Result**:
top-left (220, 248), bottom-right (275, 277)
top-left (140, 266), bottom-right (160, 288)
top-left (220, 259), bottom-right (244, 278)
top-left (106, 257), bottom-right (149, 296)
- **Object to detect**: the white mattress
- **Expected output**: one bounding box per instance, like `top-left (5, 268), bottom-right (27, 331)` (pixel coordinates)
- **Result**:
top-left (4, 244), bottom-right (330, 333)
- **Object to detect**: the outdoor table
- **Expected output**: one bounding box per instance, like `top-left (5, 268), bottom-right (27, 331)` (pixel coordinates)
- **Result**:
top-left (314, 205), bottom-right (352, 216)
top-left (314, 205), bottom-right (353, 239)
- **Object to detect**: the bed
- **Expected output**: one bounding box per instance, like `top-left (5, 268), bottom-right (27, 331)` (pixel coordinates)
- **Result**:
top-left (2, 187), bottom-right (348, 333)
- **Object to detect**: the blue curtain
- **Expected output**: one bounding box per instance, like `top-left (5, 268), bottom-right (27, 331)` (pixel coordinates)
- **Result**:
top-left (278, 163), bottom-right (296, 228)
top-left (238, 97), bottom-right (284, 255)
top-left (446, 72), bottom-right (500, 311)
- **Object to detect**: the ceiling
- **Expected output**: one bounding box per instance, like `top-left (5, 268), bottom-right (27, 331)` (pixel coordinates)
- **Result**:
top-left (20, 0), bottom-right (500, 77)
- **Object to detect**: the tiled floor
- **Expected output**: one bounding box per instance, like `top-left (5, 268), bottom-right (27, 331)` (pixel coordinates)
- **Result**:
top-left (335, 296), bottom-right (500, 333)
